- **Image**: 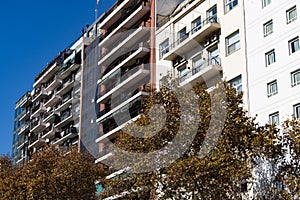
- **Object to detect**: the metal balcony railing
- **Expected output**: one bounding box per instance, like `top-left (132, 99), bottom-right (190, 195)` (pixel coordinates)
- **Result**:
top-left (160, 15), bottom-right (219, 57)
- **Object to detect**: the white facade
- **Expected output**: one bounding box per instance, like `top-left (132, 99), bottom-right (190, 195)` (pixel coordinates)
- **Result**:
top-left (155, 0), bottom-right (249, 109)
top-left (245, 0), bottom-right (300, 124)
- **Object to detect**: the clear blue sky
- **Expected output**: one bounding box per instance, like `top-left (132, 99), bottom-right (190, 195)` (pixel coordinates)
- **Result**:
top-left (0, 0), bottom-right (114, 155)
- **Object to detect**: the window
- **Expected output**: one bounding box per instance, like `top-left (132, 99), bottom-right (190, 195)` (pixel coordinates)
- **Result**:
top-left (289, 37), bottom-right (300, 54)
top-left (229, 75), bottom-right (242, 93)
top-left (269, 112), bottom-right (279, 126)
top-left (294, 104), bottom-right (300, 119)
top-left (291, 69), bottom-right (300, 86)
top-left (191, 17), bottom-right (201, 34)
top-left (286, 6), bottom-right (297, 24)
top-left (192, 54), bottom-right (204, 74)
top-left (178, 66), bottom-right (189, 82)
top-left (267, 80), bottom-right (278, 97)
top-left (225, 0), bottom-right (238, 12)
top-left (159, 39), bottom-right (169, 59)
top-left (263, 20), bottom-right (273, 37)
top-left (226, 31), bottom-right (240, 55)
top-left (265, 49), bottom-right (276, 66)
top-left (207, 5), bottom-right (217, 23)
top-left (177, 27), bottom-right (188, 44)
top-left (262, 0), bottom-right (271, 8)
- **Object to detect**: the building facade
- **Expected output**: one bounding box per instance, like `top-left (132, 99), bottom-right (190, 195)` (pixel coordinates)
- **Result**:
top-left (245, 0), bottom-right (300, 125)
top-left (14, 37), bottom-right (83, 163)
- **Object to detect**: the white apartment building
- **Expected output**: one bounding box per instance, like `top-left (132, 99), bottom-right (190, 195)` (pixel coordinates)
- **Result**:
top-left (155, 0), bottom-right (249, 108)
top-left (245, 0), bottom-right (300, 125)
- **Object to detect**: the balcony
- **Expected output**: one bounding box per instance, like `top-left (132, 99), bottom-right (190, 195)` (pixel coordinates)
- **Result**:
top-left (19, 109), bottom-right (31, 121)
top-left (44, 75), bottom-right (62, 93)
top-left (57, 53), bottom-right (81, 80)
top-left (96, 97), bottom-right (143, 142)
top-left (55, 110), bottom-right (77, 129)
top-left (99, 43), bottom-right (150, 82)
top-left (20, 96), bottom-right (32, 108)
top-left (98, 0), bottom-right (146, 29)
top-left (97, 91), bottom-right (148, 122)
top-left (28, 132), bottom-right (45, 149)
top-left (99, 0), bottom-right (150, 47)
top-left (44, 91), bottom-right (61, 108)
top-left (97, 64), bottom-right (150, 104)
top-left (53, 126), bottom-right (78, 145)
top-left (18, 122), bottom-right (30, 136)
top-left (41, 124), bottom-right (59, 139)
top-left (56, 75), bottom-right (78, 96)
top-left (17, 136), bottom-right (28, 150)
top-left (31, 88), bottom-right (47, 103)
top-left (30, 118), bottom-right (45, 133)
top-left (55, 93), bottom-right (79, 113)
top-left (43, 110), bottom-right (60, 124)
top-left (179, 56), bottom-right (222, 87)
top-left (33, 62), bottom-right (60, 88)
top-left (31, 103), bottom-right (46, 118)
top-left (99, 26), bottom-right (150, 66)
top-left (161, 16), bottom-right (220, 61)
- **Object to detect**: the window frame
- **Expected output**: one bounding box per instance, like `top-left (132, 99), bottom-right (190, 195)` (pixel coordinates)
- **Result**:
top-left (294, 104), bottom-right (300, 119)
top-left (229, 75), bottom-right (242, 94)
top-left (286, 6), bottom-right (297, 24)
top-left (289, 36), bottom-right (300, 54)
top-left (262, 0), bottom-right (271, 8)
top-left (177, 27), bottom-right (188, 45)
top-left (191, 17), bottom-right (202, 34)
top-left (291, 69), bottom-right (300, 87)
top-left (159, 39), bottom-right (170, 59)
top-left (225, 0), bottom-right (238, 13)
top-left (269, 112), bottom-right (279, 126)
top-left (267, 80), bottom-right (278, 97)
top-left (226, 30), bottom-right (240, 55)
top-left (265, 49), bottom-right (276, 66)
top-left (263, 20), bottom-right (273, 37)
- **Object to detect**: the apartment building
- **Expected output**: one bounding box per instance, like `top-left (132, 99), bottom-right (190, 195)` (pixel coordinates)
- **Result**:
top-left (245, 0), bottom-right (300, 125)
top-left (81, 0), bottom-right (153, 167)
top-left (15, 37), bottom-right (83, 161)
top-left (155, 0), bottom-right (249, 108)
top-left (12, 92), bottom-right (30, 165)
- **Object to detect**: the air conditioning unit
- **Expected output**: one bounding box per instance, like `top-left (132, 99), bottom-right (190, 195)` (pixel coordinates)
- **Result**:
top-left (204, 39), bottom-right (210, 47)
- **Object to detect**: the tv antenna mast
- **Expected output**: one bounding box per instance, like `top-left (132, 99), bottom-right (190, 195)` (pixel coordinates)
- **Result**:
top-left (95, 0), bottom-right (100, 20)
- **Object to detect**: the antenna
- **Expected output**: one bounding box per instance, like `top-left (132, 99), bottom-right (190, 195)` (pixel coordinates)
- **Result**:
top-left (95, 0), bottom-right (100, 20)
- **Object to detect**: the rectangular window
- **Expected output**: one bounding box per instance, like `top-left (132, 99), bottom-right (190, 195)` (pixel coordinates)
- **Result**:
top-left (262, 0), bottom-right (271, 8)
top-left (291, 69), bottom-right (300, 87)
top-left (177, 27), bottom-right (188, 44)
top-left (159, 39), bottom-right (169, 59)
top-left (207, 5), bottom-right (217, 23)
top-left (192, 54), bottom-right (204, 75)
top-left (289, 37), bottom-right (300, 54)
top-left (269, 112), bottom-right (279, 126)
top-left (265, 49), bottom-right (276, 66)
top-left (226, 31), bottom-right (240, 55)
top-left (225, 0), bottom-right (238, 12)
top-left (229, 75), bottom-right (242, 94)
top-left (286, 6), bottom-right (297, 24)
top-left (267, 80), bottom-right (278, 97)
top-left (178, 66), bottom-right (189, 82)
top-left (263, 20), bottom-right (273, 37)
top-left (191, 17), bottom-right (201, 34)
top-left (294, 104), bottom-right (300, 119)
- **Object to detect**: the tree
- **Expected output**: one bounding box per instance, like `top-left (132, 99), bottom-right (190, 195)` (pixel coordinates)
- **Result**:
top-left (0, 146), bottom-right (105, 200)
top-left (98, 79), bottom-right (280, 199)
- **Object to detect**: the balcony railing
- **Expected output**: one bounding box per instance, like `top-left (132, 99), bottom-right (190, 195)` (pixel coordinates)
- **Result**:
top-left (99, 64), bottom-right (149, 98)
top-left (179, 56), bottom-right (221, 84)
top-left (160, 15), bottom-right (220, 60)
